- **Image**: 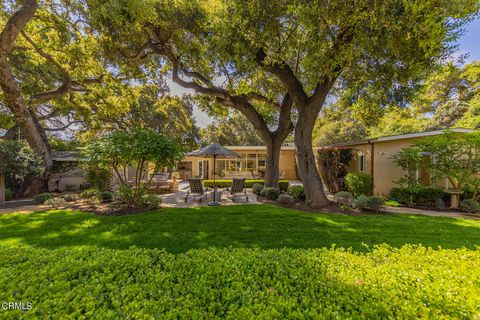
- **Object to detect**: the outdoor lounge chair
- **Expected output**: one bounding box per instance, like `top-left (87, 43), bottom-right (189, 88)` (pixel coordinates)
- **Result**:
top-left (185, 178), bottom-right (208, 203)
top-left (225, 177), bottom-right (249, 202)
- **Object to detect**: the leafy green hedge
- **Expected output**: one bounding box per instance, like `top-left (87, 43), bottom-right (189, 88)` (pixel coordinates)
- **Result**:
top-left (203, 180), bottom-right (289, 191)
top-left (390, 187), bottom-right (446, 206)
top-left (1, 245), bottom-right (479, 318)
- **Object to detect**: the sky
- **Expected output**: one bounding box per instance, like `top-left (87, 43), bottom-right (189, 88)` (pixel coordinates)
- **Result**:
top-left (180, 17), bottom-right (480, 128)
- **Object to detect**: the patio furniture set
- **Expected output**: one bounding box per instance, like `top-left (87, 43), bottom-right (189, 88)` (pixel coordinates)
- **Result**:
top-left (185, 178), bottom-right (249, 204)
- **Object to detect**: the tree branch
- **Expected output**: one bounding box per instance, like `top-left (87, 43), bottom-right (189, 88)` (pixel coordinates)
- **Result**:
top-left (0, 0), bottom-right (37, 57)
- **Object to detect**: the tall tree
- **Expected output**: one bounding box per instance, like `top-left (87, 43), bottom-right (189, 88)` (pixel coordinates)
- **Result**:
top-left (0, 0), bottom-right (127, 183)
top-left (88, 0), bottom-right (294, 189)
top-left (89, 0), bottom-right (478, 206)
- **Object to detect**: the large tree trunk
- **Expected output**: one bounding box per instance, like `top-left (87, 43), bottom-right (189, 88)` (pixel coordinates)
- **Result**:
top-left (264, 138), bottom-right (282, 189)
top-left (0, 174), bottom-right (5, 206)
top-left (0, 59), bottom-right (53, 173)
top-left (294, 110), bottom-right (329, 207)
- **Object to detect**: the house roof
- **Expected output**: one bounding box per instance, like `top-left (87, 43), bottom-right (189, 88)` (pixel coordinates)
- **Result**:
top-left (320, 128), bottom-right (475, 149)
top-left (52, 151), bottom-right (81, 162)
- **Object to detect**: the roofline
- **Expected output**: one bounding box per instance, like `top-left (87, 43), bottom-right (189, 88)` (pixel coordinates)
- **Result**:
top-left (319, 128), bottom-right (475, 149)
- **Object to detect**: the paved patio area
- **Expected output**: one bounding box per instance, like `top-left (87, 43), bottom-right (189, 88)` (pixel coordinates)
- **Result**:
top-left (159, 181), bottom-right (259, 208)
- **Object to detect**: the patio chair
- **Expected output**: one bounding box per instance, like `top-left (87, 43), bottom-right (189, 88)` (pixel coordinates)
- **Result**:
top-left (185, 178), bottom-right (208, 203)
top-left (225, 178), bottom-right (249, 202)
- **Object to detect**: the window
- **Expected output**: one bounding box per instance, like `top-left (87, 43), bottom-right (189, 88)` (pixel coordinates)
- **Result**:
top-left (359, 153), bottom-right (365, 172)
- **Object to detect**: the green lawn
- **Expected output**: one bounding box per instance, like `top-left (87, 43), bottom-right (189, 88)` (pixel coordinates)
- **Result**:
top-left (1, 205), bottom-right (480, 318)
top-left (0, 204), bottom-right (479, 252)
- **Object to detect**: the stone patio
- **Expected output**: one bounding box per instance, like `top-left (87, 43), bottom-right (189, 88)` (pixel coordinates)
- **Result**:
top-left (159, 181), bottom-right (259, 208)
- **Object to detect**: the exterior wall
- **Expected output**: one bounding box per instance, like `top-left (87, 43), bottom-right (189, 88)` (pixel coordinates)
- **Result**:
top-left (184, 147), bottom-right (298, 180)
top-left (279, 150), bottom-right (297, 180)
top-left (339, 137), bottom-right (436, 196)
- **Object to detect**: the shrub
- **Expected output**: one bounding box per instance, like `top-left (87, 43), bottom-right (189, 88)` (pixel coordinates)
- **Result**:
top-left (317, 148), bottom-right (353, 193)
top-left (44, 197), bottom-right (67, 209)
top-left (277, 194), bottom-right (295, 205)
top-left (62, 194), bottom-right (79, 202)
top-left (85, 167), bottom-right (111, 191)
top-left (252, 183), bottom-right (263, 195)
top-left (203, 180), bottom-right (289, 191)
top-left (352, 195), bottom-right (384, 212)
top-left (5, 188), bottom-right (13, 201)
top-left (260, 187), bottom-right (280, 200)
top-left (142, 194), bottom-right (161, 209)
top-left (390, 187), bottom-right (445, 206)
top-left (1, 245), bottom-right (480, 319)
top-left (100, 191), bottom-right (114, 203)
top-left (334, 191), bottom-right (354, 204)
top-left (459, 199), bottom-right (480, 213)
top-left (79, 188), bottom-right (101, 199)
top-left (288, 185), bottom-right (305, 202)
top-left (34, 193), bottom-right (53, 204)
top-left (344, 173), bottom-right (372, 196)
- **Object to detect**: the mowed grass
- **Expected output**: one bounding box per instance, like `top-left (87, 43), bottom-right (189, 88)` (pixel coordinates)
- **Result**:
top-left (1, 205), bottom-right (480, 318)
top-left (0, 204), bottom-right (479, 252)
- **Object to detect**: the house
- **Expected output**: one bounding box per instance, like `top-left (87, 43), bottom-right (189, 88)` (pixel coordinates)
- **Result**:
top-left (49, 151), bottom-right (87, 192)
top-left (181, 144), bottom-right (298, 180)
top-left (321, 128), bottom-right (475, 196)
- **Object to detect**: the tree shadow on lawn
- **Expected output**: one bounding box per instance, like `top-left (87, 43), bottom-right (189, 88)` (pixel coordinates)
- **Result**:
top-left (0, 205), bottom-right (479, 253)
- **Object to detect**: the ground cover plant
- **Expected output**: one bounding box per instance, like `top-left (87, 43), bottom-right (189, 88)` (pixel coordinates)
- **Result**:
top-left (1, 205), bottom-right (480, 318)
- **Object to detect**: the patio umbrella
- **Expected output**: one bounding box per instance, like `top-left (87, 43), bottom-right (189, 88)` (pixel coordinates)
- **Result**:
top-left (188, 143), bottom-right (240, 206)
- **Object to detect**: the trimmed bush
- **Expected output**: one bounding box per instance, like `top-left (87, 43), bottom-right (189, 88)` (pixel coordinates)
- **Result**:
top-left (44, 197), bottom-right (67, 209)
top-left (62, 193), bottom-right (79, 202)
top-left (34, 193), bottom-right (53, 204)
top-left (459, 199), bottom-right (480, 213)
top-left (0, 245), bottom-right (480, 319)
top-left (334, 191), bottom-right (354, 204)
top-left (252, 183), bottom-right (263, 196)
top-left (203, 180), bottom-right (289, 192)
top-left (277, 194), bottom-right (295, 205)
top-left (5, 188), bottom-right (13, 201)
top-left (142, 194), bottom-right (161, 209)
top-left (100, 191), bottom-right (114, 203)
top-left (352, 195), bottom-right (384, 212)
top-left (390, 187), bottom-right (446, 206)
top-left (344, 173), bottom-right (372, 196)
top-left (260, 187), bottom-right (280, 200)
top-left (288, 185), bottom-right (305, 202)
top-left (80, 188), bottom-right (101, 199)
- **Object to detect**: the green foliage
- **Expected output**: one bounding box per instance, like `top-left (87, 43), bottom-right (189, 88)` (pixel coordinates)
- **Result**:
top-left (142, 193), bottom-right (161, 209)
top-left (203, 180), bottom-right (289, 191)
top-left (352, 195), bottom-right (385, 212)
top-left (287, 186), bottom-right (305, 202)
top-left (390, 187), bottom-right (446, 206)
top-left (34, 193), bottom-right (53, 204)
top-left (85, 167), bottom-right (111, 191)
top-left (4, 188), bottom-right (13, 201)
top-left (0, 140), bottom-right (43, 193)
top-left (81, 128), bottom-right (183, 207)
top-left (44, 197), bottom-right (67, 209)
top-left (61, 194), bottom-right (79, 202)
top-left (252, 183), bottom-right (264, 196)
top-left (334, 191), bottom-right (354, 204)
top-left (317, 149), bottom-right (353, 193)
top-left (100, 191), bottom-right (114, 203)
top-left (344, 173), bottom-right (372, 196)
top-left (393, 131), bottom-right (480, 191)
top-left (277, 194), bottom-right (295, 205)
top-left (459, 199), bottom-right (480, 213)
top-left (1, 244), bottom-right (480, 318)
top-left (260, 187), bottom-right (280, 200)
top-left (80, 188), bottom-right (101, 199)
